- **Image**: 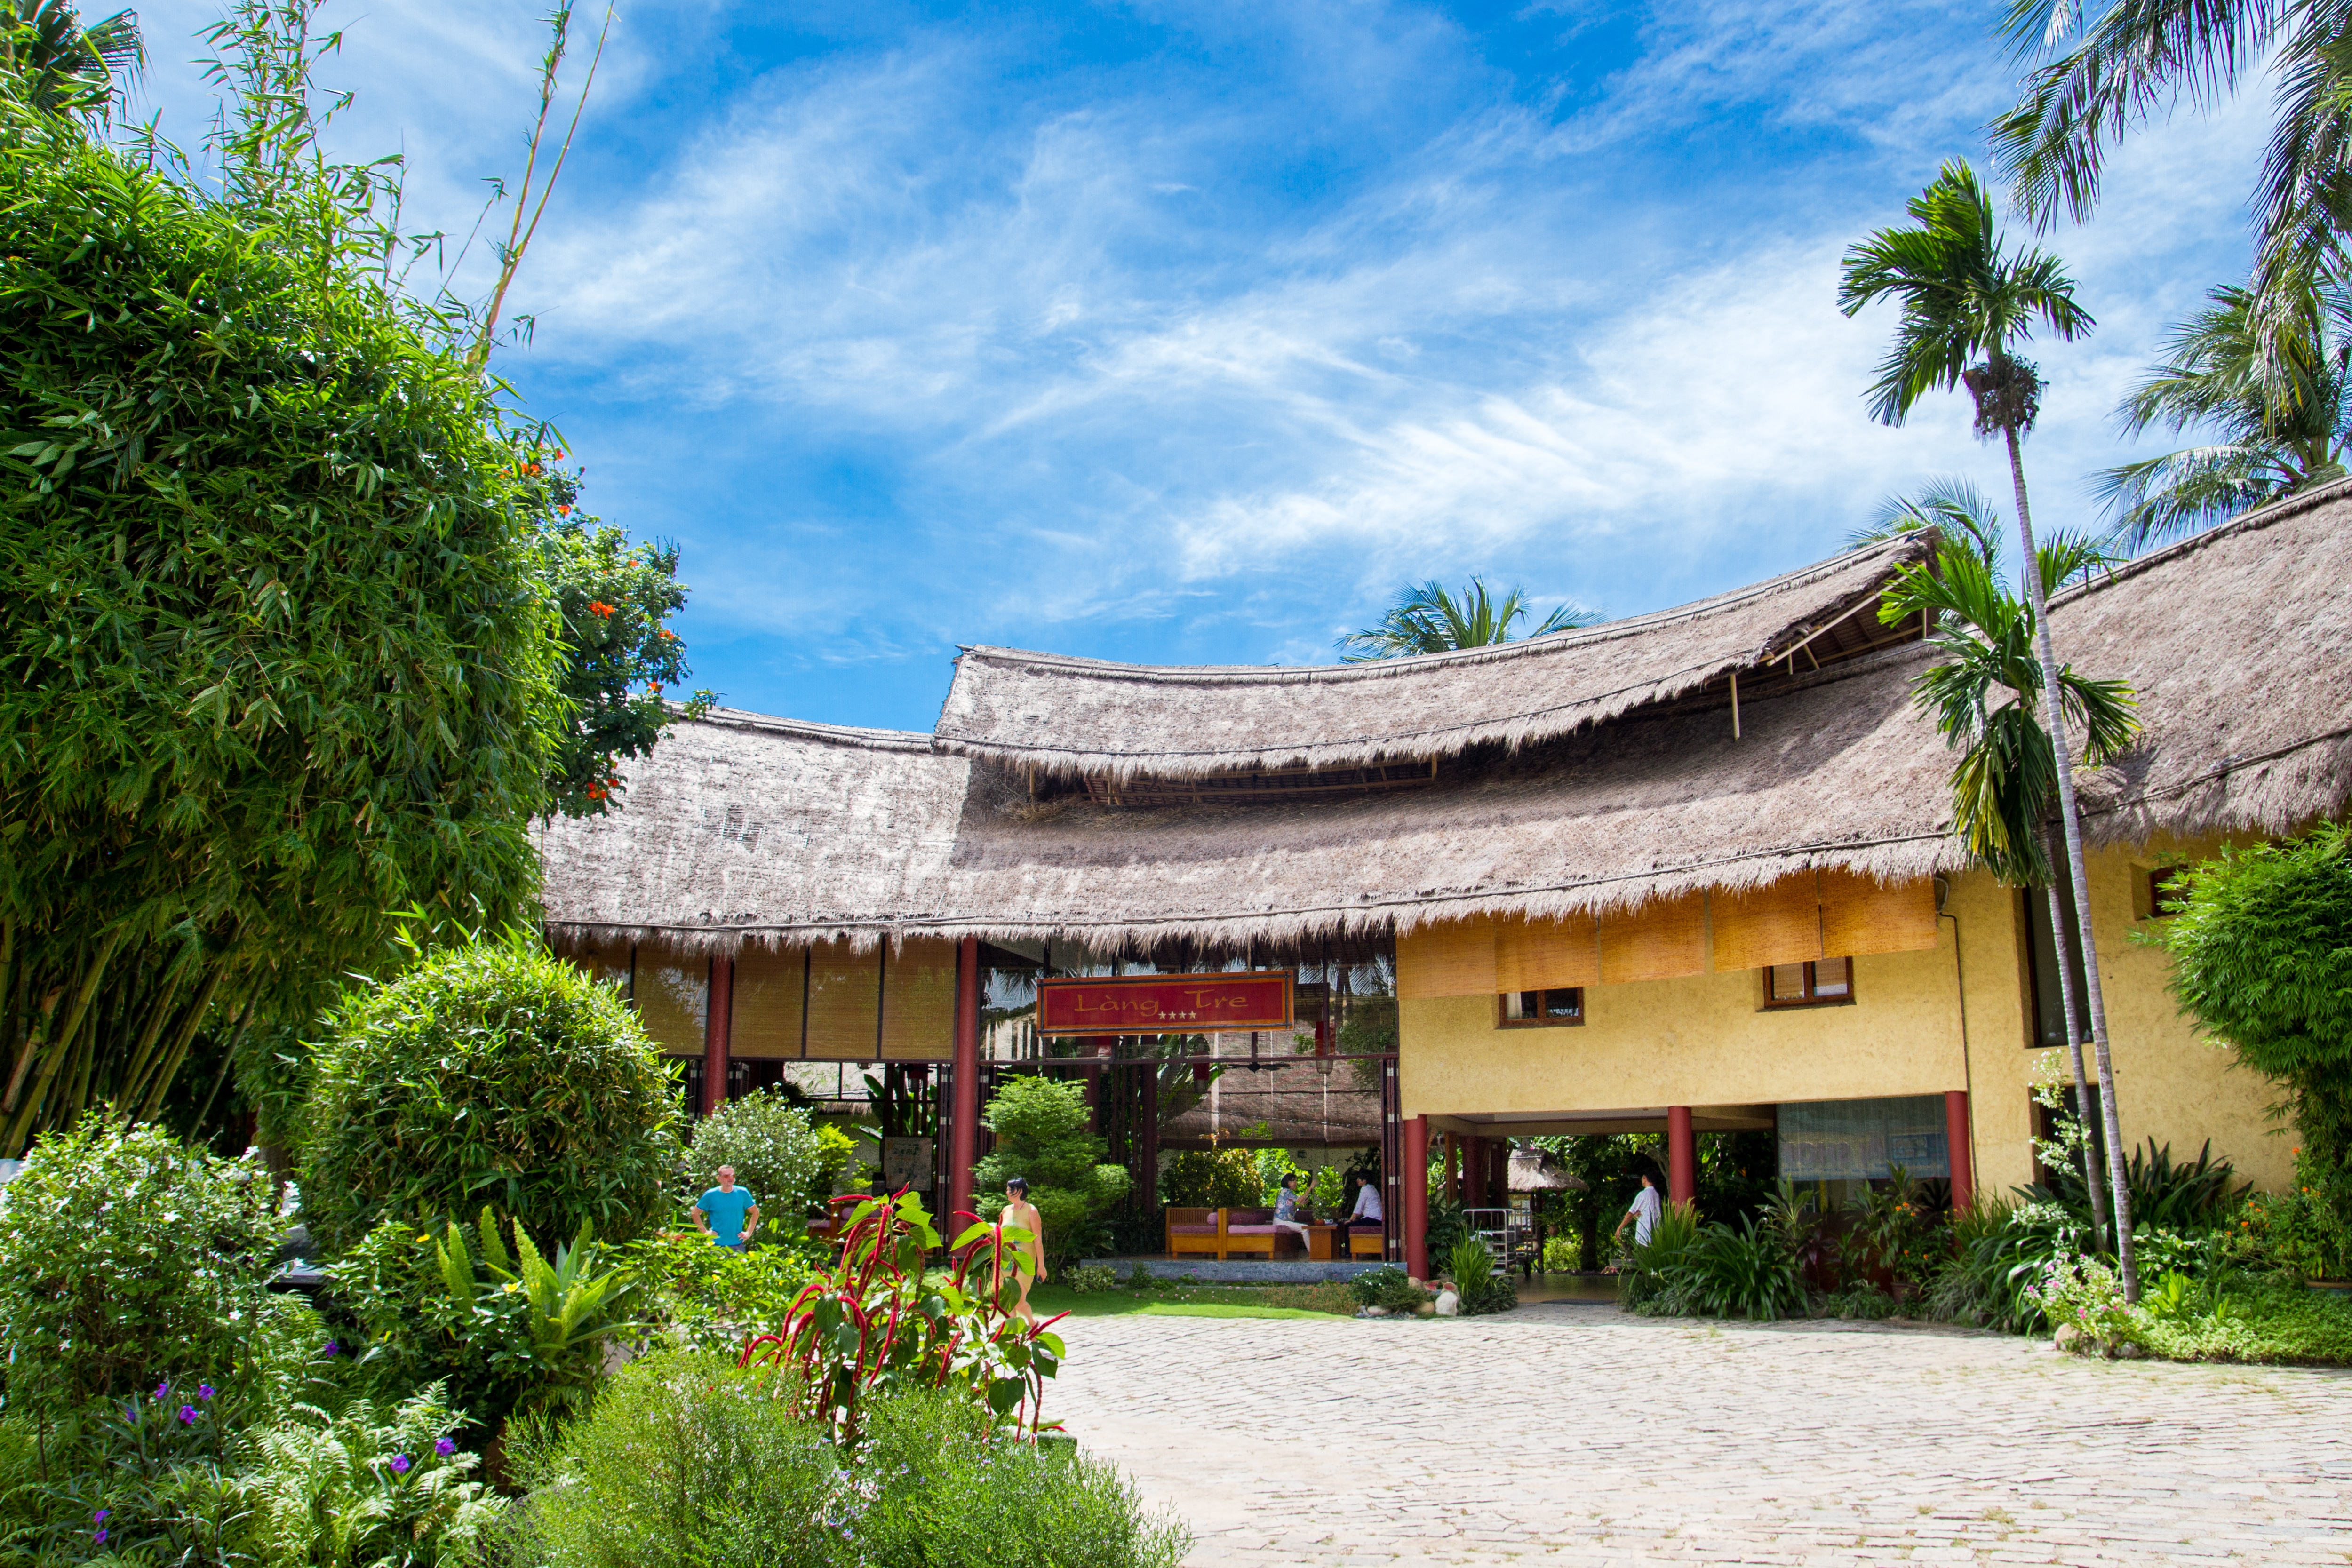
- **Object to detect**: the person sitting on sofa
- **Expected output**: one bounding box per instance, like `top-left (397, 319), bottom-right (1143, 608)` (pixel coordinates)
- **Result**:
top-left (1332, 1172), bottom-right (1382, 1254)
top-left (1272, 1173), bottom-right (1312, 1256)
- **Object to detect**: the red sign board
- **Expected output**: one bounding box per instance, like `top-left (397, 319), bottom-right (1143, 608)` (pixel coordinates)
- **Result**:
top-left (1037, 972), bottom-right (1294, 1036)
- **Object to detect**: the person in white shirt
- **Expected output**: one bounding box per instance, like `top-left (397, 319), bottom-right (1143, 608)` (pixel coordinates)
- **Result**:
top-left (1333, 1172), bottom-right (1383, 1256)
top-left (1271, 1173), bottom-right (1313, 1255)
top-left (1612, 1168), bottom-right (1664, 1256)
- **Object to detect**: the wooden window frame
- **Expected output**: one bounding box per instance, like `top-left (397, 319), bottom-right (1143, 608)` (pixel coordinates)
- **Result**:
top-left (1497, 987), bottom-right (1586, 1028)
top-left (1759, 957), bottom-right (1856, 1011)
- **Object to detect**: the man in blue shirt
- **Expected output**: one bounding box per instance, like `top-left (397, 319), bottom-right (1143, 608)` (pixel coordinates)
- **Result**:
top-left (694, 1165), bottom-right (760, 1250)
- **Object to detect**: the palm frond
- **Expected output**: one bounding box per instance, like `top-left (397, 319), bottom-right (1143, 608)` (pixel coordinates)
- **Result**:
top-left (1338, 578), bottom-right (1595, 661)
top-left (1850, 476), bottom-right (2004, 564)
top-left (2094, 444), bottom-right (2303, 552)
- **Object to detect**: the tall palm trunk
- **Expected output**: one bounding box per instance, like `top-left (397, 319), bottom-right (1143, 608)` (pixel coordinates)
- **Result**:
top-left (2042, 823), bottom-right (2109, 1250)
top-left (2002, 418), bottom-right (2140, 1300)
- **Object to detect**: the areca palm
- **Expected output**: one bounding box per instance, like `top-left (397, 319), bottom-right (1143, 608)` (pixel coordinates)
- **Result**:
top-left (1337, 579), bottom-right (1598, 661)
top-left (1846, 477), bottom-right (2010, 563)
top-left (2096, 280), bottom-right (2352, 550)
top-left (1881, 529), bottom-right (2136, 1249)
top-left (1992, 0), bottom-right (2348, 386)
top-left (1840, 158), bottom-right (2144, 1296)
top-left (0, 1), bottom-right (142, 119)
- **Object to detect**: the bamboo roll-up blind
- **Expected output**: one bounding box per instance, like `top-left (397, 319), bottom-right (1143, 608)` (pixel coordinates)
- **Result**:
top-left (566, 936), bottom-right (632, 992)
top-left (1710, 873), bottom-right (1824, 972)
top-left (1598, 892), bottom-right (1710, 984)
top-left (1494, 915), bottom-right (1600, 990)
top-left (1396, 917), bottom-right (1499, 999)
top-left (805, 939), bottom-right (883, 1059)
top-left (879, 937), bottom-right (957, 1059)
top-left (632, 940), bottom-right (709, 1056)
top-left (1819, 870), bottom-right (1940, 956)
top-left (730, 944), bottom-right (806, 1059)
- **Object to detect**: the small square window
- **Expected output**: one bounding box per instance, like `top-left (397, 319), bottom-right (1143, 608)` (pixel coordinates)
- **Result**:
top-left (1499, 988), bottom-right (1584, 1027)
top-left (2148, 867), bottom-right (2186, 918)
top-left (1762, 959), bottom-right (1857, 1009)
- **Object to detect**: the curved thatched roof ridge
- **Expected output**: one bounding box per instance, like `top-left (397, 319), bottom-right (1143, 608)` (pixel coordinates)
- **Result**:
top-left (933, 532), bottom-right (1934, 778)
top-left (537, 488), bottom-right (2352, 952)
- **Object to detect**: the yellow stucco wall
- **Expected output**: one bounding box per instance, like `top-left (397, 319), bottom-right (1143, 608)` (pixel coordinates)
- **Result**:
top-left (1398, 844), bottom-right (2294, 1195)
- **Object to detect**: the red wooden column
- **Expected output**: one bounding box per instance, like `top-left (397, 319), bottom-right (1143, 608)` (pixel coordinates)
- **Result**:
top-left (701, 955), bottom-right (734, 1116)
top-left (949, 938), bottom-right (981, 1230)
top-left (1403, 1114), bottom-right (1430, 1279)
top-left (1666, 1105), bottom-right (1696, 1208)
top-left (1945, 1090), bottom-right (1975, 1213)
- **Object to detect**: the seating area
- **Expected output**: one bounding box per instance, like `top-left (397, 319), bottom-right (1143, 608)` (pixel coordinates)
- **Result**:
top-left (1164, 1207), bottom-right (1387, 1262)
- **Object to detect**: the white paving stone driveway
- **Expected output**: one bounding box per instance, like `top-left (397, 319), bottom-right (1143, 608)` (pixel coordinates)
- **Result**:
top-left (1049, 1302), bottom-right (2352, 1566)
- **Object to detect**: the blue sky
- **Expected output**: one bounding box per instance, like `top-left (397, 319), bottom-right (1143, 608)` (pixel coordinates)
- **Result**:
top-left (133, 0), bottom-right (2267, 732)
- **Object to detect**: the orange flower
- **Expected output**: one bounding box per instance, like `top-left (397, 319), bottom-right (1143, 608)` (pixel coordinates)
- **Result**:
top-left (588, 601), bottom-right (615, 618)
top-left (557, 504), bottom-right (572, 515)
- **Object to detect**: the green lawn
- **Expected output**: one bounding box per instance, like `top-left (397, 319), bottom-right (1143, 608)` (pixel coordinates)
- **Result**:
top-left (1025, 1280), bottom-right (1363, 1321)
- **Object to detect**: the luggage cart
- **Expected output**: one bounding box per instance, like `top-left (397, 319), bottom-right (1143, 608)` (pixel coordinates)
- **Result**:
top-left (1459, 1207), bottom-right (1536, 1277)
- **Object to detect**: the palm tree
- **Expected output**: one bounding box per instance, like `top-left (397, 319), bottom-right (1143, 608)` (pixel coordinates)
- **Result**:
top-left (1337, 579), bottom-right (1599, 661)
top-left (1839, 158), bottom-right (2144, 1297)
top-left (1992, 0), bottom-right (2346, 387)
top-left (0, 1), bottom-right (142, 119)
top-left (1877, 509), bottom-right (2134, 1250)
top-left (2096, 279), bottom-right (2352, 551)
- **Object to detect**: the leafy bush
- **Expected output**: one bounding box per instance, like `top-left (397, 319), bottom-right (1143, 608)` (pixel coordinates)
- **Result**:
top-left (1540, 1235), bottom-right (1581, 1273)
top-left (1840, 1165), bottom-right (1945, 1292)
top-left (2158, 826), bottom-right (2352, 1243)
top-left (0, 1379), bottom-right (493, 1568)
top-left (1675, 1216), bottom-right (1810, 1321)
top-left (1348, 1266), bottom-right (1431, 1313)
top-left (1928, 1197), bottom-right (2069, 1331)
top-left (325, 1210), bottom-right (641, 1443)
top-left (623, 1229), bottom-right (818, 1352)
top-left (2026, 1253), bottom-right (2143, 1351)
top-left (0, 1120), bottom-right (290, 1409)
top-left (1615, 1202), bottom-right (1701, 1314)
top-left (2229, 1150), bottom-right (2352, 1279)
top-left (1063, 1265), bottom-right (1120, 1295)
top-left (2034, 1138), bottom-right (2251, 1233)
top-left (1445, 1237), bottom-right (1517, 1315)
top-left (300, 935), bottom-right (684, 1251)
top-left (1156, 1146), bottom-right (1260, 1210)
top-left (1822, 1284), bottom-right (1900, 1319)
top-left (2134, 1276), bottom-right (2352, 1365)
top-left (973, 1076), bottom-right (1132, 1264)
top-left (686, 1090), bottom-right (823, 1224)
top-left (507, 1353), bottom-right (1189, 1568)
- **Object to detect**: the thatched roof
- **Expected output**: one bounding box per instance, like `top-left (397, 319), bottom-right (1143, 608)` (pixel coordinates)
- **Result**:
top-left (933, 533), bottom-right (1933, 779)
top-left (1509, 1145), bottom-right (1585, 1193)
top-left (538, 486), bottom-right (2352, 952)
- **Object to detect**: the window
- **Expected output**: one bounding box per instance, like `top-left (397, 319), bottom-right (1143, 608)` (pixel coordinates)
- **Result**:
top-left (2146, 867), bottom-right (2186, 919)
top-left (1762, 957), bottom-right (1854, 1008)
top-left (2023, 886), bottom-right (2089, 1049)
top-left (1499, 988), bottom-right (1583, 1027)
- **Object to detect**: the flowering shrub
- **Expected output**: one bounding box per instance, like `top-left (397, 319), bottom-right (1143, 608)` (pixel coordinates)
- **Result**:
top-left (0, 1120), bottom-right (291, 1409)
top-left (2228, 1151), bottom-right (2352, 1280)
top-left (684, 1089), bottom-right (826, 1225)
top-left (1062, 1265), bottom-right (1120, 1295)
top-left (2025, 1254), bottom-right (2143, 1351)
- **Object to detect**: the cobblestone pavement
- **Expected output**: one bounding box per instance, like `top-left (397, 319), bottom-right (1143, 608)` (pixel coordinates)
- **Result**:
top-left (1051, 1302), bottom-right (2352, 1566)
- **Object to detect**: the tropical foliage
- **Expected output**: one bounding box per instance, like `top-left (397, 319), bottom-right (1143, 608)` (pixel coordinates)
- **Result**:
top-left (739, 1192), bottom-right (1068, 1450)
top-left (0, 0), bottom-right (140, 121)
top-left (298, 934), bottom-right (683, 1251)
top-left (2095, 279), bottom-right (2352, 548)
top-left (2156, 825), bottom-right (2352, 1250)
top-left (1338, 578), bottom-right (1598, 660)
top-left (685, 1088), bottom-right (827, 1228)
top-left (1876, 532), bottom-right (2135, 887)
top-left (0, 1119), bottom-right (290, 1409)
top-left (973, 1075), bottom-right (1133, 1262)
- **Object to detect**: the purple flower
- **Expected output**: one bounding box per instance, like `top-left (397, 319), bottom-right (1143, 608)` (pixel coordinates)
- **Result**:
top-left (434, 1437), bottom-right (456, 1457)
top-left (322, 1340), bottom-right (340, 1357)
top-left (93, 1530), bottom-right (107, 1545)
top-left (93, 1512), bottom-right (108, 1525)
top-left (178, 1405), bottom-right (198, 1424)
top-left (154, 1381), bottom-right (170, 1401)
top-left (390, 1454), bottom-right (412, 1475)
top-left (198, 1385), bottom-right (215, 1401)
